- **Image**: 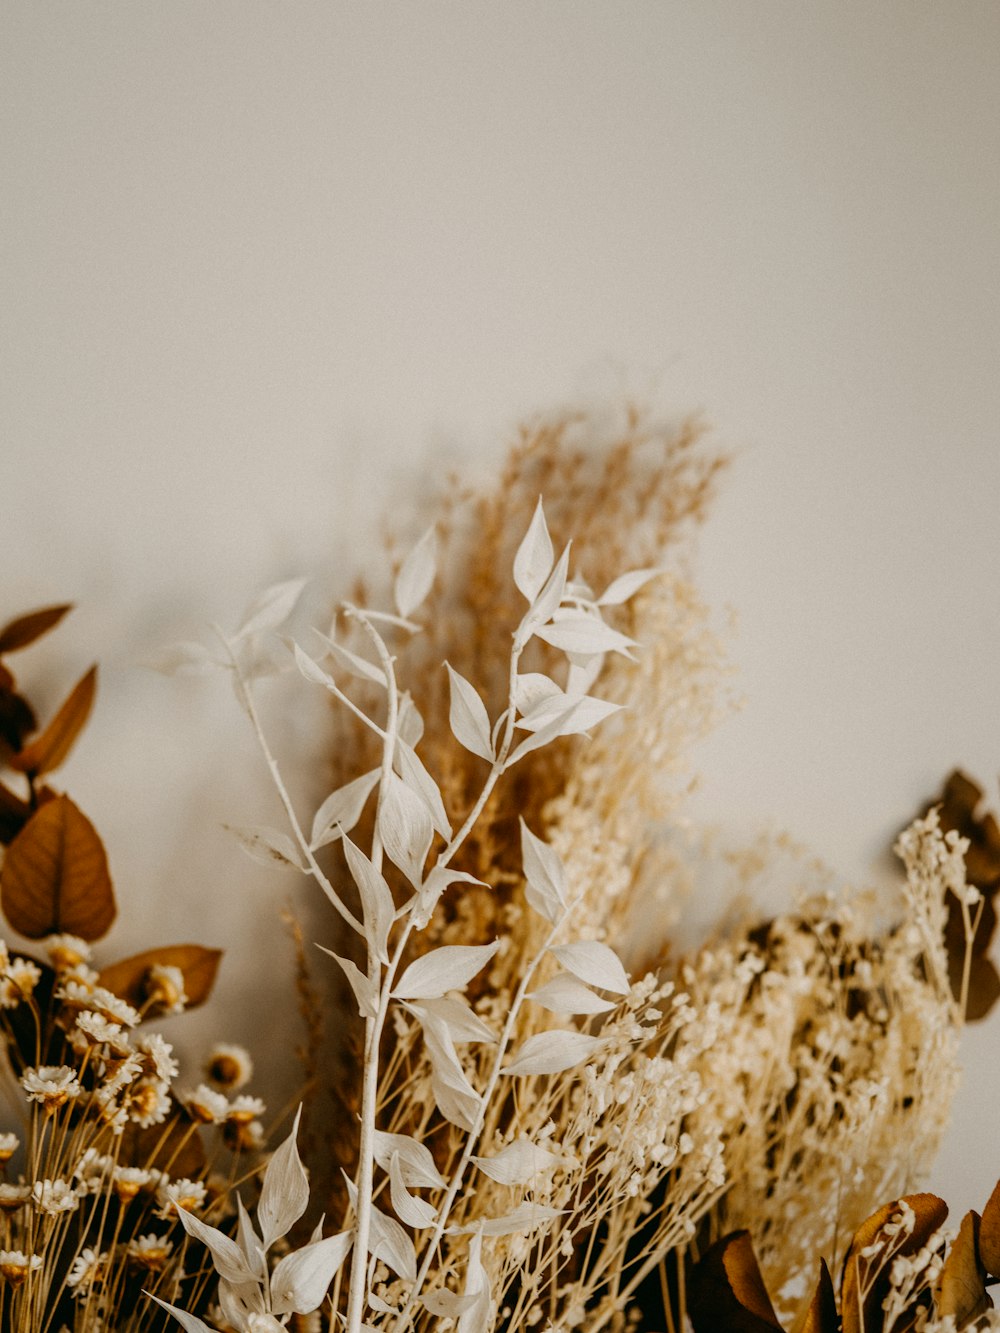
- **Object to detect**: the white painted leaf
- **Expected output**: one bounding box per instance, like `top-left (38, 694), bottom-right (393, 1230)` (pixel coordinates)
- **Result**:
top-left (565, 654), bottom-right (603, 697)
top-left (526, 541), bottom-right (571, 628)
top-left (369, 1202), bottom-right (417, 1283)
top-left (418, 1007), bottom-right (482, 1131)
top-left (389, 1153), bottom-right (437, 1228)
top-left (513, 671), bottom-right (563, 716)
top-left (319, 947), bottom-right (378, 1020)
top-left (317, 632), bottom-right (386, 687)
top-left (471, 1137), bottom-right (561, 1185)
top-left (236, 578), bottom-right (308, 639)
top-left (396, 740), bottom-right (451, 840)
top-left (310, 769), bottom-right (380, 848)
top-left (450, 1203), bottom-right (563, 1236)
top-left (257, 1107), bottom-right (308, 1251)
top-left (534, 616), bottom-right (637, 658)
top-left (397, 694), bottom-right (424, 746)
top-left (227, 825), bottom-right (307, 873)
top-left (372, 1131), bottom-right (447, 1189)
top-left (519, 820), bottom-right (567, 924)
top-left (174, 1205), bottom-right (258, 1285)
top-left (517, 692), bottom-right (622, 735)
top-left (529, 973), bottom-right (617, 1015)
top-left (395, 941), bottom-right (500, 1000)
top-left (343, 834), bottom-right (395, 964)
top-left (292, 641), bottom-right (338, 693)
top-left (445, 663), bottom-right (494, 762)
top-left (513, 498), bottom-right (554, 602)
top-left (352, 607), bottom-right (422, 634)
top-left (236, 1195), bottom-right (267, 1278)
top-left (503, 1030), bottom-right (604, 1076)
top-left (394, 526), bottom-right (437, 619)
top-left (148, 1296), bottom-right (215, 1333)
top-left (141, 639), bottom-right (222, 676)
top-left (458, 1231), bottom-right (495, 1333)
top-left (551, 941), bottom-right (630, 995)
top-left (378, 770), bottom-right (433, 887)
top-left (597, 567), bottom-right (660, 606)
top-left (410, 866), bottom-right (487, 930)
top-left (422, 1290), bottom-right (480, 1318)
top-left (270, 1232), bottom-right (353, 1316)
top-left (412, 996), bottom-right (496, 1044)
top-left (504, 701), bottom-right (583, 768)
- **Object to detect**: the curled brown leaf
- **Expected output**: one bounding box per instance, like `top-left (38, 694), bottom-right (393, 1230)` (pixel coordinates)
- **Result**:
top-left (9, 665), bottom-right (97, 777)
top-left (688, 1231), bottom-right (784, 1332)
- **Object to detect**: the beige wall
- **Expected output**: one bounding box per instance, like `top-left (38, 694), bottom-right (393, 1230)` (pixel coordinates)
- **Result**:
top-left (3, 2), bottom-right (999, 1214)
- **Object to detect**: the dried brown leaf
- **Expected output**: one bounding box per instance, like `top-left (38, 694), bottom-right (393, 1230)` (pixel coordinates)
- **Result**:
top-left (979, 1179), bottom-right (1000, 1278)
top-left (688, 1231), bottom-right (784, 1333)
top-left (842, 1194), bottom-right (948, 1333)
top-left (934, 1210), bottom-right (990, 1327)
top-left (9, 665), bottom-right (97, 776)
top-left (0, 604), bottom-right (73, 655)
top-left (99, 944), bottom-right (223, 1012)
top-left (0, 794), bottom-right (116, 940)
top-left (801, 1258), bottom-right (838, 1333)
top-left (935, 771), bottom-right (1000, 889)
top-left (0, 685), bottom-right (36, 753)
top-left (0, 781), bottom-right (31, 845)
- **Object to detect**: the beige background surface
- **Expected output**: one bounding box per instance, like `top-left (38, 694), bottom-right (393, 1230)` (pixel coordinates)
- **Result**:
top-left (3, 3), bottom-right (999, 1216)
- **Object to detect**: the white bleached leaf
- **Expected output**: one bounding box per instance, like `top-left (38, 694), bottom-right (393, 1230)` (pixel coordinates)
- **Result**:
top-left (174, 1205), bottom-right (258, 1285)
top-left (504, 701), bottom-right (583, 768)
top-left (270, 1232), bottom-right (353, 1316)
top-left (412, 996), bottom-right (497, 1044)
top-left (236, 1195), bottom-right (267, 1279)
top-left (516, 692), bottom-right (622, 735)
top-left (417, 1007), bottom-right (482, 1131)
top-left (236, 578), bottom-right (308, 639)
top-left (422, 1290), bottom-right (480, 1318)
top-left (450, 1203), bottom-right (563, 1236)
top-left (141, 639), bottom-right (223, 676)
top-left (395, 740), bottom-right (451, 840)
top-left (351, 606), bottom-right (422, 634)
top-left (389, 1153), bottom-right (437, 1228)
top-left (314, 631), bottom-right (386, 688)
top-left (550, 941), bottom-right (630, 995)
top-left (343, 834), bottom-right (395, 964)
top-left (369, 1202), bottom-right (417, 1282)
top-left (519, 820), bottom-right (567, 924)
top-left (503, 1030), bottom-right (604, 1076)
top-left (565, 654), bottom-right (603, 697)
top-left (597, 567), bottom-right (661, 606)
top-left (525, 541), bottom-right (572, 630)
top-left (529, 973), bottom-right (617, 1015)
top-left (513, 498), bottom-right (554, 603)
top-left (394, 526), bottom-right (437, 619)
top-left (513, 672), bottom-right (563, 715)
top-left (291, 641), bottom-right (337, 693)
top-left (318, 947), bottom-right (378, 1020)
top-left (373, 1131), bottom-right (447, 1189)
top-left (471, 1137), bottom-right (562, 1185)
top-left (310, 769), bottom-right (380, 849)
top-left (458, 1231), bottom-right (495, 1333)
top-left (534, 616), bottom-right (637, 659)
top-left (397, 693), bottom-right (424, 746)
top-left (378, 770), bottom-right (433, 888)
top-left (410, 866), bottom-right (487, 930)
top-left (148, 1296), bottom-right (215, 1333)
top-left (395, 941), bottom-right (500, 1001)
top-left (445, 663), bottom-right (494, 762)
top-left (257, 1107), bottom-right (309, 1251)
top-left (226, 825), bottom-right (307, 873)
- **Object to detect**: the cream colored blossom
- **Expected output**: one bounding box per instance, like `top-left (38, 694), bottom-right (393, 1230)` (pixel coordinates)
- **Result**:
top-left (21, 1064), bottom-right (81, 1111)
top-left (206, 1042), bottom-right (254, 1090)
top-left (45, 934), bottom-right (92, 972)
top-left (0, 1250), bottom-right (42, 1287)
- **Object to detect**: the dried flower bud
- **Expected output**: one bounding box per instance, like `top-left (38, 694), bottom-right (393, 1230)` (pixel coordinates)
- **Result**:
top-left (143, 964), bottom-right (188, 1015)
top-left (0, 1250), bottom-right (41, 1287)
top-left (206, 1042), bottom-right (254, 1090)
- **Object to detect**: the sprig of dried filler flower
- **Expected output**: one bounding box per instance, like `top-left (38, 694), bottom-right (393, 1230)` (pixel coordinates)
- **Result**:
top-left (0, 608), bottom-right (269, 1332)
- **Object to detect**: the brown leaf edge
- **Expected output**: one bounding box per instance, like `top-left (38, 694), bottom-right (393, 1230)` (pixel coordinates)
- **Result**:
top-left (688, 1230), bottom-right (785, 1332)
top-left (99, 944), bottom-right (223, 1015)
top-left (934, 1210), bottom-right (991, 1327)
top-left (801, 1258), bottom-right (838, 1333)
top-left (980, 1179), bottom-right (1000, 1280)
top-left (841, 1193), bottom-right (949, 1333)
top-left (0, 794), bottom-right (116, 940)
top-left (0, 604), bottom-right (73, 656)
top-left (9, 664), bottom-right (97, 778)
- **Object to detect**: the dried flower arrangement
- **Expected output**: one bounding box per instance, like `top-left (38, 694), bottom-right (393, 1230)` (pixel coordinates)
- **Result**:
top-left (4, 408), bottom-right (998, 1332)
